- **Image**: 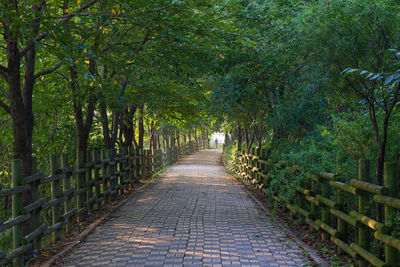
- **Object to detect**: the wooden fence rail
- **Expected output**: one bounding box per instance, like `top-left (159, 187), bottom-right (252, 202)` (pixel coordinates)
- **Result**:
top-left (228, 148), bottom-right (400, 267)
top-left (1, 139), bottom-right (208, 266)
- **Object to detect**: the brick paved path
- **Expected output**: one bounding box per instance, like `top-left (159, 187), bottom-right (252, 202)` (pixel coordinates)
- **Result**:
top-left (61, 149), bottom-right (310, 267)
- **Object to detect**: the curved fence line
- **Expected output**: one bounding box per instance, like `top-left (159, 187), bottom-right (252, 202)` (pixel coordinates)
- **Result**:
top-left (227, 147), bottom-right (399, 267)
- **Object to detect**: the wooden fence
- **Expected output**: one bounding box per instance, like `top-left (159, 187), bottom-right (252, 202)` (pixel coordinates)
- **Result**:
top-left (1, 138), bottom-right (208, 266)
top-left (228, 147), bottom-right (400, 267)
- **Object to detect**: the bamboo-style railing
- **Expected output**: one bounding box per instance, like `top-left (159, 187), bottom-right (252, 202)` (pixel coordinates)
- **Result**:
top-left (1, 138), bottom-right (209, 266)
top-left (228, 147), bottom-right (399, 267)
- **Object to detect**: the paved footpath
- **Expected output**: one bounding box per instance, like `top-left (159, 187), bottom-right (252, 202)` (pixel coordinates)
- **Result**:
top-left (61, 149), bottom-right (310, 267)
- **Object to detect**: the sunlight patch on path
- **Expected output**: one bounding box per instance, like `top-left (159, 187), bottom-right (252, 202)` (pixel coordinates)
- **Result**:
top-left (61, 149), bottom-right (309, 266)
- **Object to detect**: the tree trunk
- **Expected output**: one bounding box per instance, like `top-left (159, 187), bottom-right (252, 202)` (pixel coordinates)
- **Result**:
top-left (170, 131), bottom-right (175, 148)
top-left (5, 2), bottom-right (43, 252)
top-left (244, 127), bottom-right (255, 152)
top-left (157, 133), bottom-right (161, 150)
top-left (138, 105), bottom-right (144, 149)
top-left (149, 121), bottom-right (155, 151)
top-left (71, 65), bottom-right (96, 161)
top-left (99, 101), bottom-right (112, 149)
top-left (121, 106), bottom-right (136, 147)
top-left (163, 130), bottom-right (169, 149)
top-left (225, 130), bottom-right (229, 143)
top-left (162, 130), bottom-right (166, 150)
top-left (153, 133), bottom-right (158, 150)
top-left (237, 125), bottom-right (242, 151)
top-left (374, 114), bottom-right (390, 230)
top-left (111, 111), bottom-right (119, 153)
top-left (8, 33), bottom-right (35, 239)
top-left (253, 125), bottom-right (263, 149)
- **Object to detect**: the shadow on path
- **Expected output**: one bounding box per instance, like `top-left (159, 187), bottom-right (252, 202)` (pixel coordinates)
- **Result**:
top-left (61, 149), bottom-right (309, 266)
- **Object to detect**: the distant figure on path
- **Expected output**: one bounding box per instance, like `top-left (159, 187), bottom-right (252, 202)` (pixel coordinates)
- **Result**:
top-left (215, 138), bottom-right (218, 148)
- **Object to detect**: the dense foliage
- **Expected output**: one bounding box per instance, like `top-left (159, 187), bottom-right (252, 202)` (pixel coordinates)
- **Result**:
top-left (213, 0), bottom-right (400, 196)
top-left (0, 0), bottom-right (221, 251)
top-left (2, 0), bottom-right (400, 262)
top-left (0, 0), bottom-right (222, 177)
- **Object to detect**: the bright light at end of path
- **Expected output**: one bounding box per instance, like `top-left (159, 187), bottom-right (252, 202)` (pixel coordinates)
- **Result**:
top-left (211, 132), bottom-right (225, 144)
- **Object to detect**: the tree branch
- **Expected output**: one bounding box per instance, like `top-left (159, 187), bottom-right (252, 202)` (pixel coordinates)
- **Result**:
top-left (103, 30), bottom-right (152, 52)
top-left (336, 61), bottom-right (369, 98)
top-left (34, 62), bottom-right (62, 79)
top-left (0, 85), bottom-right (9, 100)
top-left (387, 83), bottom-right (400, 119)
top-left (0, 99), bottom-right (10, 114)
top-left (20, 0), bottom-right (99, 57)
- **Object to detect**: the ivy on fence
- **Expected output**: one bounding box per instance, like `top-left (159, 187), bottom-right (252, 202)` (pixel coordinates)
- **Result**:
top-left (228, 147), bottom-right (400, 267)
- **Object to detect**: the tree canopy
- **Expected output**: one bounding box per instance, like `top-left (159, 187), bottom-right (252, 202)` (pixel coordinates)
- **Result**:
top-left (3, 0), bottom-right (400, 264)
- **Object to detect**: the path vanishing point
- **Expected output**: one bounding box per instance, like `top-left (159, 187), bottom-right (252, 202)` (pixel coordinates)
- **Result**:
top-left (60, 149), bottom-right (311, 267)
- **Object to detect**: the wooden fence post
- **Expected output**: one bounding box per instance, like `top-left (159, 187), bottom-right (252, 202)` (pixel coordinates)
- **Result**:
top-left (12, 159), bottom-right (23, 267)
top-left (321, 175), bottom-right (330, 241)
top-left (255, 148), bottom-right (260, 184)
top-left (336, 156), bottom-right (347, 254)
top-left (101, 150), bottom-right (110, 203)
top-left (250, 148), bottom-right (255, 183)
top-left (142, 150), bottom-right (147, 178)
top-left (147, 149), bottom-right (151, 175)
top-left (129, 146), bottom-right (134, 186)
top-left (32, 157), bottom-right (42, 250)
top-left (241, 150), bottom-right (245, 180)
top-left (50, 154), bottom-right (61, 241)
top-left (109, 149), bottom-right (117, 200)
top-left (86, 151), bottom-right (94, 214)
top-left (155, 149), bottom-right (161, 171)
top-left (152, 149), bottom-right (155, 173)
top-left (124, 147), bottom-right (129, 191)
top-left (297, 188), bottom-right (305, 224)
top-left (76, 151), bottom-right (85, 221)
top-left (92, 150), bottom-right (101, 208)
top-left (243, 151), bottom-right (247, 180)
top-left (238, 151), bottom-right (242, 177)
top-left (61, 154), bottom-right (73, 233)
top-left (357, 159), bottom-right (370, 267)
top-left (135, 148), bottom-right (140, 181)
top-left (383, 162), bottom-right (398, 266)
top-left (148, 150), bottom-right (152, 176)
top-left (139, 148), bottom-right (144, 179)
top-left (261, 149), bottom-right (267, 187)
top-left (120, 147), bottom-right (127, 195)
top-left (309, 175), bottom-right (318, 224)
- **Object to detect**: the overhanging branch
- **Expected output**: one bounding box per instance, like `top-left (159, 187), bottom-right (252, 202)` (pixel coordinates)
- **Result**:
top-left (0, 85), bottom-right (9, 100)
top-left (20, 0), bottom-right (99, 57)
top-left (0, 99), bottom-right (10, 114)
top-left (34, 62), bottom-right (62, 79)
